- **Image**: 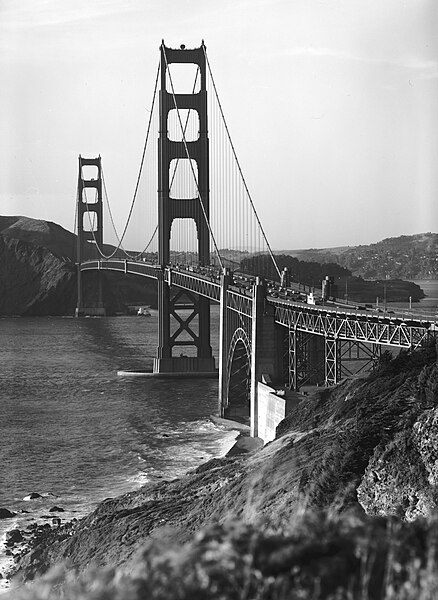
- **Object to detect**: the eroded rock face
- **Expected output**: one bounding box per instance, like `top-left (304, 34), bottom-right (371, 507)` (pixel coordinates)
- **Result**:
top-left (0, 235), bottom-right (76, 316)
top-left (413, 407), bottom-right (438, 486)
top-left (357, 381), bottom-right (438, 521)
top-left (356, 428), bottom-right (435, 521)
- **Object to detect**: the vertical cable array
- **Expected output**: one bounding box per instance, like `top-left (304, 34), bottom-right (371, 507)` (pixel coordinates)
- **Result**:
top-left (205, 47), bottom-right (281, 280)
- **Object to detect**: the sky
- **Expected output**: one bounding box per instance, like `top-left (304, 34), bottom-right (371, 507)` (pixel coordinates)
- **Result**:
top-left (1, 0), bottom-right (437, 250)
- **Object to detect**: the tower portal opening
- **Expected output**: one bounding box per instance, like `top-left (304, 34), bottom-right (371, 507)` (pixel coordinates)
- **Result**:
top-left (168, 109), bottom-right (200, 142)
top-left (165, 63), bottom-right (201, 94)
top-left (169, 158), bottom-right (199, 200)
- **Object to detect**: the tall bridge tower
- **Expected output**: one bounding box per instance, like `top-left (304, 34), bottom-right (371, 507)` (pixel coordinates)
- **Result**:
top-left (154, 42), bottom-right (215, 374)
top-left (75, 155), bottom-right (105, 317)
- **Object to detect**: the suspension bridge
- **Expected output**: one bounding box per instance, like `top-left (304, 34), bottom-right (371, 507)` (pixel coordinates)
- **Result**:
top-left (74, 41), bottom-right (437, 441)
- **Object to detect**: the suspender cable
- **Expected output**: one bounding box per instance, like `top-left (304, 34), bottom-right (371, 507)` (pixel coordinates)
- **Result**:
top-left (203, 46), bottom-right (281, 280)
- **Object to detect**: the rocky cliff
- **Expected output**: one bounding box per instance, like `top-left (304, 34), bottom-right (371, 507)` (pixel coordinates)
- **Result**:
top-left (11, 340), bottom-right (438, 588)
top-left (0, 234), bottom-right (76, 316)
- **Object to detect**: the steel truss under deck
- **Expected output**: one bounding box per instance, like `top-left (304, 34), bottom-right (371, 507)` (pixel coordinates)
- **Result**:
top-left (80, 260), bottom-right (436, 388)
top-left (272, 299), bottom-right (434, 349)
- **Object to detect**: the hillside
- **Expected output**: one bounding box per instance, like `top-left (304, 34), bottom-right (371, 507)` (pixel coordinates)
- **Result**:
top-left (6, 341), bottom-right (438, 599)
top-left (289, 232), bottom-right (438, 280)
top-left (0, 216), bottom-right (157, 316)
top-left (0, 216), bottom-right (78, 261)
top-left (242, 254), bottom-right (425, 303)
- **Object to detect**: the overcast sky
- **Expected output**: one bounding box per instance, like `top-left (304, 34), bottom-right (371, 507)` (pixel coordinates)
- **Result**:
top-left (1, 0), bottom-right (437, 250)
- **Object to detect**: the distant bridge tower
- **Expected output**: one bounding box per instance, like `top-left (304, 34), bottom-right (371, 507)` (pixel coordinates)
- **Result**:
top-left (75, 155), bottom-right (105, 317)
top-left (154, 41), bottom-right (215, 374)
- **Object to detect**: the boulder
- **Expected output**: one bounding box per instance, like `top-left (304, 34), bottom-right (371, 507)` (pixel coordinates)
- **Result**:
top-left (6, 529), bottom-right (23, 546)
top-left (0, 508), bottom-right (16, 519)
top-left (49, 506), bottom-right (64, 513)
top-left (23, 492), bottom-right (42, 501)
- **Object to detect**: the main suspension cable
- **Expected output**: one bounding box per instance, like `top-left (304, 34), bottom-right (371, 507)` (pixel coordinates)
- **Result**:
top-left (114, 60), bottom-right (160, 256)
top-left (85, 61), bottom-right (161, 260)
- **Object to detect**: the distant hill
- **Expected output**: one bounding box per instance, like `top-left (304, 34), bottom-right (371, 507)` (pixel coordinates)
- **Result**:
top-left (0, 215), bottom-right (120, 262)
top-left (242, 253), bottom-right (424, 303)
top-left (0, 216), bottom-right (77, 261)
top-left (0, 216), bottom-right (156, 316)
top-left (282, 233), bottom-right (438, 280)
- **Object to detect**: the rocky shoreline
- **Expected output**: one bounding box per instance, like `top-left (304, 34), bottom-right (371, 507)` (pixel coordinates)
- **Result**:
top-left (0, 431), bottom-right (255, 590)
top-left (3, 341), bottom-right (438, 597)
top-left (0, 498), bottom-right (82, 591)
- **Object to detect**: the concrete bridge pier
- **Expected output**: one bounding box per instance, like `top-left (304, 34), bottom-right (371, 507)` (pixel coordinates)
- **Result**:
top-left (250, 277), bottom-right (283, 437)
top-left (75, 261), bottom-right (106, 318)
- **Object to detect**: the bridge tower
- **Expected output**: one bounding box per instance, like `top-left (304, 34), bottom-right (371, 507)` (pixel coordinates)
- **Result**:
top-left (75, 155), bottom-right (106, 317)
top-left (154, 42), bottom-right (215, 374)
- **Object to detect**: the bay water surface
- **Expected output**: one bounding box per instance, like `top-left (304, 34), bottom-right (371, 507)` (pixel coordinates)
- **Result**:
top-left (388, 279), bottom-right (438, 315)
top-left (0, 306), bottom-right (238, 586)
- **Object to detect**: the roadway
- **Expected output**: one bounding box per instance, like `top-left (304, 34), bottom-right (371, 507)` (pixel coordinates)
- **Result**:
top-left (79, 259), bottom-right (437, 333)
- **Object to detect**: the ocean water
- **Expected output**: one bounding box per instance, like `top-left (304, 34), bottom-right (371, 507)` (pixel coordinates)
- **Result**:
top-left (387, 279), bottom-right (438, 316)
top-left (0, 307), bottom-right (238, 587)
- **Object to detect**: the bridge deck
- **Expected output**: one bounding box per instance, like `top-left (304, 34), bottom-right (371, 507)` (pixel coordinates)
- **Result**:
top-left (80, 258), bottom-right (436, 348)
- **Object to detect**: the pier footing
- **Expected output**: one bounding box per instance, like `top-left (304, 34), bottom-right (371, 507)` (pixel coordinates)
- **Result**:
top-left (117, 369), bottom-right (218, 379)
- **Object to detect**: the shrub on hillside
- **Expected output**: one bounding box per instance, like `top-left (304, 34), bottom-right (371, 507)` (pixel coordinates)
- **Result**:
top-left (9, 510), bottom-right (438, 600)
